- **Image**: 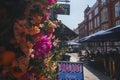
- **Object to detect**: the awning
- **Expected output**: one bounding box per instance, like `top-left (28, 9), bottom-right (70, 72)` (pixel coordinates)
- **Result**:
top-left (78, 25), bottom-right (120, 42)
top-left (78, 30), bottom-right (107, 42)
top-left (67, 41), bottom-right (81, 46)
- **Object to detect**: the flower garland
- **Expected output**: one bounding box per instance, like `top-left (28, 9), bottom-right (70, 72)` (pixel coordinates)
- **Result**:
top-left (0, 0), bottom-right (65, 80)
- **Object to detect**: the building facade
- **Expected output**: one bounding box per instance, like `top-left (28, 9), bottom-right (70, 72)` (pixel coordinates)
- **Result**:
top-left (78, 0), bottom-right (120, 38)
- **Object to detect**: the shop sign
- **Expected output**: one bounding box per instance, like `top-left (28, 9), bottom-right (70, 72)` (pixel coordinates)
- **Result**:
top-left (53, 4), bottom-right (70, 15)
top-left (57, 0), bottom-right (70, 2)
top-left (58, 61), bottom-right (84, 80)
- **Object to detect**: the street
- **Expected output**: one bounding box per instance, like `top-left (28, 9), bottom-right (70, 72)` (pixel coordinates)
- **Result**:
top-left (66, 53), bottom-right (110, 80)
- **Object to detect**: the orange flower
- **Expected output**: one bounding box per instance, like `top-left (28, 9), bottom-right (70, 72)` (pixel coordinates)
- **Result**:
top-left (28, 26), bottom-right (40, 35)
top-left (0, 51), bottom-right (16, 66)
top-left (10, 67), bottom-right (26, 78)
top-left (32, 13), bottom-right (43, 23)
top-left (39, 76), bottom-right (46, 80)
top-left (48, 21), bottom-right (56, 28)
top-left (33, 26), bottom-right (40, 33)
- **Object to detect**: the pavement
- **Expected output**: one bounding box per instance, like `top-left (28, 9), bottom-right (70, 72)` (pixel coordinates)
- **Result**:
top-left (66, 53), bottom-right (111, 80)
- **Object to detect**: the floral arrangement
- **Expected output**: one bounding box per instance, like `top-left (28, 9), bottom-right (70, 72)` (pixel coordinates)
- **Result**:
top-left (0, 0), bottom-right (66, 80)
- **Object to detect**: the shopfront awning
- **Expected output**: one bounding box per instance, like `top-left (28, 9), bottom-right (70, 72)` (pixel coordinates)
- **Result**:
top-left (67, 41), bottom-right (81, 46)
top-left (78, 25), bottom-right (120, 42)
top-left (78, 30), bottom-right (107, 42)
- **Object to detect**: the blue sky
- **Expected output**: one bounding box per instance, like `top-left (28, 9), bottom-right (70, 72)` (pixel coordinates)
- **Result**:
top-left (57, 0), bottom-right (96, 30)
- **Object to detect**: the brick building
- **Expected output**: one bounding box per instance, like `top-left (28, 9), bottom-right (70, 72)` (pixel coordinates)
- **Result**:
top-left (78, 0), bottom-right (120, 39)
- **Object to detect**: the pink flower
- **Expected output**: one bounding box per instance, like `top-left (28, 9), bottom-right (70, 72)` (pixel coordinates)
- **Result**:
top-left (44, 13), bottom-right (50, 20)
top-left (33, 36), bottom-right (52, 59)
top-left (48, 0), bottom-right (56, 4)
top-left (53, 38), bottom-right (59, 46)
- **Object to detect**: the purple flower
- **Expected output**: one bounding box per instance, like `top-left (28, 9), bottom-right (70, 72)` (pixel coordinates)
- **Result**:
top-left (48, 0), bottom-right (56, 4)
top-left (33, 35), bottom-right (52, 59)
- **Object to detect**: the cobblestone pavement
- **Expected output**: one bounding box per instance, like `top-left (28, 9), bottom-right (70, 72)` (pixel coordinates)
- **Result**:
top-left (66, 53), bottom-right (110, 80)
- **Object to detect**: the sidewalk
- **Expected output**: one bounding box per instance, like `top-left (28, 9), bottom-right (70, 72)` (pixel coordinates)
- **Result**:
top-left (66, 53), bottom-right (110, 80)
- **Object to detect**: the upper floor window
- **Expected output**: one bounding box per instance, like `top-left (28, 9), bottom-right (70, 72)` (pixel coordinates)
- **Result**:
top-left (101, 8), bottom-right (108, 23)
top-left (89, 14), bottom-right (92, 20)
top-left (97, 16), bottom-right (100, 26)
top-left (101, 0), bottom-right (106, 5)
top-left (115, 2), bottom-right (120, 17)
top-left (89, 21), bottom-right (93, 30)
top-left (94, 7), bottom-right (98, 15)
top-left (85, 25), bottom-right (87, 30)
top-left (94, 16), bottom-right (100, 28)
top-left (94, 18), bottom-right (97, 28)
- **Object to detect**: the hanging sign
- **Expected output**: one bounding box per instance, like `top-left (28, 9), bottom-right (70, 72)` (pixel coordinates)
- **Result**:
top-left (53, 4), bottom-right (70, 15)
top-left (57, 0), bottom-right (70, 2)
top-left (57, 61), bottom-right (84, 80)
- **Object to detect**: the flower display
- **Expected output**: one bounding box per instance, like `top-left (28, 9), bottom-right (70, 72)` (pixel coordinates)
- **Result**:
top-left (0, 0), bottom-right (66, 79)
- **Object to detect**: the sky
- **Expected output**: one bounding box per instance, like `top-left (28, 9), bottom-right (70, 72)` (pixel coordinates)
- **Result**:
top-left (57, 0), bottom-right (96, 30)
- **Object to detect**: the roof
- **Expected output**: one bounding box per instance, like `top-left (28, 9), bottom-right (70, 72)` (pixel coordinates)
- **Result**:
top-left (54, 23), bottom-right (78, 41)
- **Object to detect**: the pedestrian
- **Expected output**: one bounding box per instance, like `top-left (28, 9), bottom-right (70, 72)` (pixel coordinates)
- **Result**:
top-left (85, 49), bottom-right (90, 58)
top-left (78, 50), bottom-right (82, 57)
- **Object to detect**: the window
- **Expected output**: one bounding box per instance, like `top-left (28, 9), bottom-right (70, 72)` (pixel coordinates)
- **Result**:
top-left (85, 25), bottom-right (87, 30)
top-left (94, 16), bottom-right (100, 28)
top-left (90, 21), bottom-right (93, 30)
top-left (115, 2), bottom-right (120, 17)
top-left (116, 20), bottom-right (120, 26)
top-left (101, 8), bottom-right (108, 23)
top-left (94, 18), bottom-right (97, 28)
top-left (101, 0), bottom-right (106, 5)
top-left (97, 16), bottom-right (100, 26)
top-left (89, 14), bottom-right (92, 20)
top-left (94, 7), bottom-right (98, 15)
top-left (89, 21), bottom-right (93, 30)
top-left (101, 23), bottom-right (108, 30)
top-left (89, 22), bottom-right (91, 31)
